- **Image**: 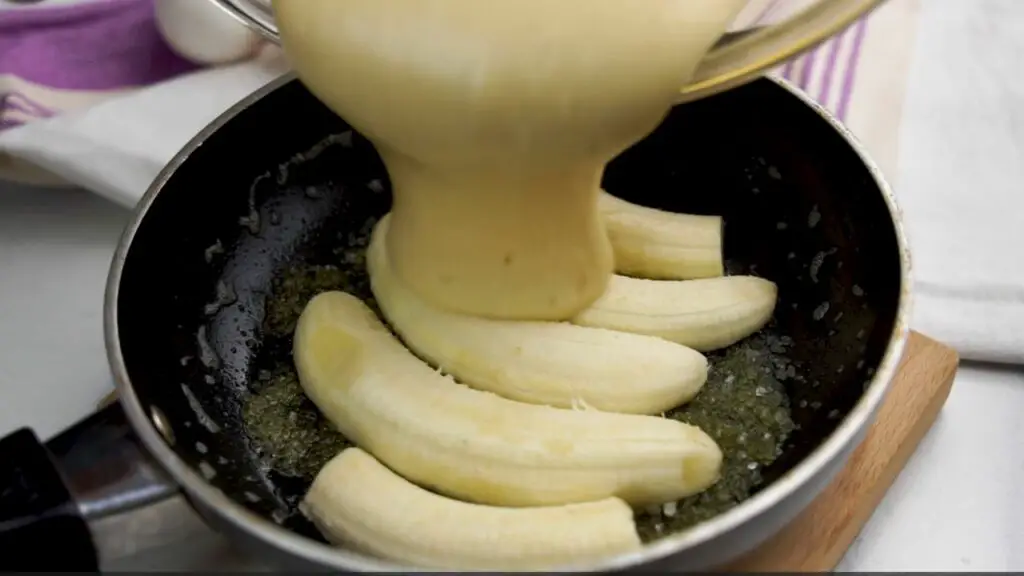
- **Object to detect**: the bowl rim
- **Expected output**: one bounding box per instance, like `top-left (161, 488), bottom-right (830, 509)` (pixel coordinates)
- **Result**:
top-left (104, 73), bottom-right (912, 572)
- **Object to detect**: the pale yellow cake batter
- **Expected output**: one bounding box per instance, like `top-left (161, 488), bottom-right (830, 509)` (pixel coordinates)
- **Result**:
top-left (273, 0), bottom-right (746, 320)
top-left (272, 2), bottom-right (766, 568)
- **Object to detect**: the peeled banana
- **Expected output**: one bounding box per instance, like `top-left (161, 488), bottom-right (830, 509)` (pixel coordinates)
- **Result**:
top-left (303, 447), bottom-right (643, 570)
top-left (293, 290), bottom-right (723, 507)
top-left (600, 191), bottom-right (724, 280)
top-left (366, 215), bottom-right (708, 415)
top-left (572, 275), bottom-right (778, 352)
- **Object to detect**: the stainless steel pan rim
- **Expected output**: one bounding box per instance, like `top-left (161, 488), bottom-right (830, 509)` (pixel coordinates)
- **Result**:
top-left (103, 73), bottom-right (913, 572)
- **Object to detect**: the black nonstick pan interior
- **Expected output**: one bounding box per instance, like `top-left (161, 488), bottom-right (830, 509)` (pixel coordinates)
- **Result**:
top-left (115, 77), bottom-right (902, 545)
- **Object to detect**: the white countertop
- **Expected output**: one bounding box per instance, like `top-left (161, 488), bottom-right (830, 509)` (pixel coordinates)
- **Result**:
top-left (1, 182), bottom-right (1022, 571)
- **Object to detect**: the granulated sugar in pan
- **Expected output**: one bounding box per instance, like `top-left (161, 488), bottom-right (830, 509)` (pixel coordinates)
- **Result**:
top-left (243, 236), bottom-right (795, 543)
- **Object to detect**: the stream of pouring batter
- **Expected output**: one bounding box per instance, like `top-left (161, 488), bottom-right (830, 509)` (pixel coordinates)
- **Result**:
top-left (273, 0), bottom-right (747, 320)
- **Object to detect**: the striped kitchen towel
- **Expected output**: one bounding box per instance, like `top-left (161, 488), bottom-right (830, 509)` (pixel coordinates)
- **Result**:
top-left (771, 0), bottom-right (922, 184)
top-left (0, 0), bottom-right (276, 188)
top-left (0, 0), bottom-right (198, 130)
top-left (0, 0), bottom-right (200, 184)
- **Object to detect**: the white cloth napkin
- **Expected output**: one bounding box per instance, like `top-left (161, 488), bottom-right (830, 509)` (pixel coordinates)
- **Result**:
top-left (2, 0), bottom-right (1023, 364)
top-left (0, 45), bottom-right (289, 207)
top-left (894, 0), bottom-right (1024, 364)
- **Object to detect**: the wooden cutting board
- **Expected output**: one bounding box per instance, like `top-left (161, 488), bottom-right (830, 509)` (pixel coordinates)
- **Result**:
top-left (96, 330), bottom-right (958, 571)
top-left (720, 330), bottom-right (959, 572)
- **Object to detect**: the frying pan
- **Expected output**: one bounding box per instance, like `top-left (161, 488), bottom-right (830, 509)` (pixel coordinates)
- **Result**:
top-left (0, 74), bottom-right (910, 572)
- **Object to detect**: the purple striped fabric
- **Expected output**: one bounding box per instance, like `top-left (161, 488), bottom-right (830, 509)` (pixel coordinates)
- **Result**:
top-left (0, 0), bottom-right (197, 90)
top-left (781, 58), bottom-right (796, 81)
top-left (797, 46), bottom-right (818, 91)
top-left (782, 16), bottom-right (871, 122)
top-left (816, 26), bottom-right (846, 104)
top-left (0, 0), bottom-right (201, 130)
top-left (0, 92), bottom-right (54, 117)
top-left (0, 95), bottom-right (53, 129)
top-left (835, 18), bottom-right (869, 122)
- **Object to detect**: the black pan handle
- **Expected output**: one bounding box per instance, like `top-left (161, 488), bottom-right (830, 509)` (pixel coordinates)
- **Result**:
top-left (0, 401), bottom-right (180, 571)
top-left (0, 427), bottom-right (98, 571)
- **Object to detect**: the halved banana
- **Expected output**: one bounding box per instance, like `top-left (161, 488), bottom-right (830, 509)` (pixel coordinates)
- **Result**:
top-left (600, 191), bottom-right (724, 280)
top-left (572, 275), bottom-right (778, 352)
top-left (303, 447), bottom-right (643, 570)
top-left (294, 290), bottom-right (722, 507)
top-left (367, 215), bottom-right (708, 415)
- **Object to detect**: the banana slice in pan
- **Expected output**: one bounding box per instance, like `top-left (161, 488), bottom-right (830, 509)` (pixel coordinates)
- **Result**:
top-left (600, 191), bottom-right (724, 280)
top-left (572, 274), bottom-right (778, 352)
top-left (303, 447), bottom-right (643, 570)
top-left (293, 290), bottom-right (722, 507)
